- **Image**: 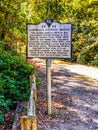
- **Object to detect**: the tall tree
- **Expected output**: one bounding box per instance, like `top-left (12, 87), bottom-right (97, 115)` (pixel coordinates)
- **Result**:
top-left (0, 0), bottom-right (98, 65)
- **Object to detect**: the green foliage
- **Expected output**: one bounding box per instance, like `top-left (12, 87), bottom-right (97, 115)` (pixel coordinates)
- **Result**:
top-left (0, 51), bottom-right (35, 123)
top-left (0, 114), bottom-right (4, 124)
top-left (51, 112), bottom-right (57, 118)
top-left (66, 0), bottom-right (98, 66)
top-left (0, 95), bottom-right (12, 124)
top-left (0, 52), bottom-right (35, 100)
top-left (36, 77), bottom-right (41, 87)
top-left (77, 40), bottom-right (98, 66)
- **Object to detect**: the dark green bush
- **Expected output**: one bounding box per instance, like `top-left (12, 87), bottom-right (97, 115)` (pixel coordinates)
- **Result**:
top-left (0, 95), bottom-right (12, 123)
top-left (0, 51), bottom-right (35, 123)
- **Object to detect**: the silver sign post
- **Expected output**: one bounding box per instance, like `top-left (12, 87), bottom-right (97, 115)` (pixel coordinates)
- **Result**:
top-left (46, 58), bottom-right (51, 115)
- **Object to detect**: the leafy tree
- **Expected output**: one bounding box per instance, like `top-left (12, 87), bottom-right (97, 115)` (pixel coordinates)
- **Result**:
top-left (0, 0), bottom-right (32, 52)
top-left (0, 0), bottom-right (98, 64)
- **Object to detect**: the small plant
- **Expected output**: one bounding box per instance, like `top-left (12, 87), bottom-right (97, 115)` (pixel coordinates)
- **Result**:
top-left (36, 77), bottom-right (41, 87)
top-left (51, 112), bottom-right (57, 118)
top-left (0, 96), bottom-right (12, 124)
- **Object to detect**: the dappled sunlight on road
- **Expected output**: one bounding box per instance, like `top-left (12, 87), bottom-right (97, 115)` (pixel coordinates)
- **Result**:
top-left (31, 58), bottom-right (98, 130)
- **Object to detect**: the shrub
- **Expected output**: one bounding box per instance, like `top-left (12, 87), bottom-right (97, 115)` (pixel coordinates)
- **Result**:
top-left (0, 51), bottom-right (35, 123)
top-left (77, 41), bottom-right (98, 66)
top-left (0, 95), bottom-right (12, 123)
top-left (90, 54), bottom-right (98, 66)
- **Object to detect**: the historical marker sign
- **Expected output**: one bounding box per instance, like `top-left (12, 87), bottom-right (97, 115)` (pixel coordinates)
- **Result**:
top-left (27, 19), bottom-right (72, 58)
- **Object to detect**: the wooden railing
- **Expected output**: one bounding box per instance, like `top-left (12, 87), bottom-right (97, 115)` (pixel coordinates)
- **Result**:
top-left (27, 74), bottom-right (37, 116)
top-left (12, 74), bottom-right (37, 130)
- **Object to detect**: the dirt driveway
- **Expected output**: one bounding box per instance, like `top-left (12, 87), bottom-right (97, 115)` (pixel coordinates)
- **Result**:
top-left (32, 59), bottom-right (98, 130)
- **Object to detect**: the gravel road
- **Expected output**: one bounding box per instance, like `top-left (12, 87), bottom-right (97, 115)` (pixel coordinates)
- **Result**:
top-left (31, 59), bottom-right (98, 130)
top-left (54, 60), bottom-right (98, 80)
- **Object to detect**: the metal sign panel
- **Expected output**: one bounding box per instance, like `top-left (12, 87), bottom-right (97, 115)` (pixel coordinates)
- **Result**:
top-left (27, 19), bottom-right (72, 58)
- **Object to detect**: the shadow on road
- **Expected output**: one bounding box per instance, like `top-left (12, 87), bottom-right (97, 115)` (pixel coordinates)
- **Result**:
top-left (36, 62), bottom-right (98, 130)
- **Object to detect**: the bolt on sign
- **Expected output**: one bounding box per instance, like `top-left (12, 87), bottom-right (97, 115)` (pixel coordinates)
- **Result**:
top-left (27, 19), bottom-right (72, 58)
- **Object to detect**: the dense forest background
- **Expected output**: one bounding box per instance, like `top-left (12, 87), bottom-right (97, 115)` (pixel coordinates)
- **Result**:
top-left (0, 0), bottom-right (98, 125)
top-left (0, 0), bottom-right (98, 66)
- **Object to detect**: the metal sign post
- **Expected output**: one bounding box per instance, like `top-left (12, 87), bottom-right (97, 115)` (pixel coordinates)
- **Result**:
top-left (46, 58), bottom-right (51, 115)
